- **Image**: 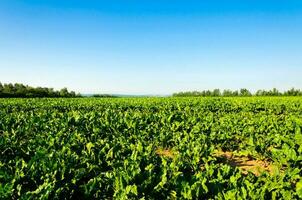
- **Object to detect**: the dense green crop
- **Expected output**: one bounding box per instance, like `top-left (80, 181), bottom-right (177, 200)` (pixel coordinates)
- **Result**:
top-left (1, 97), bottom-right (302, 199)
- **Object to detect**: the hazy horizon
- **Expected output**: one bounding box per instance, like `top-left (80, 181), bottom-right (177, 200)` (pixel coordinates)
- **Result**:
top-left (1, 0), bottom-right (302, 95)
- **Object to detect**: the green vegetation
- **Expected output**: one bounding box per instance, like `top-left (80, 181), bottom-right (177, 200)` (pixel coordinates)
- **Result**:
top-left (1, 97), bottom-right (302, 199)
top-left (0, 82), bottom-right (80, 98)
top-left (173, 88), bottom-right (302, 97)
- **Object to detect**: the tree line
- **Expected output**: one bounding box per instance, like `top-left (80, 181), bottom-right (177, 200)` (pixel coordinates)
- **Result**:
top-left (0, 82), bottom-right (81, 98)
top-left (173, 88), bottom-right (302, 97)
top-left (91, 94), bottom-right (118, 98)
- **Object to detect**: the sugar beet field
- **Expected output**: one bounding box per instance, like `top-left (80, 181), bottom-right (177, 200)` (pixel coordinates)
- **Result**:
top-left (1, 97), bottom-right (302, 199)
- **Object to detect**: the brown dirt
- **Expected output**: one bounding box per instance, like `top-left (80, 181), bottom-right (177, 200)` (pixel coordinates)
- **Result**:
top-left (155, 148), bottom-right (276, 176)
top-left (155, 148), bottom-right (176, 159)
top-left (214, 151), bottom-right (274, 176)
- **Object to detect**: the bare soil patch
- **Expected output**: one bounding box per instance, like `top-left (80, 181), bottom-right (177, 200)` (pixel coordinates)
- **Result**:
top-left (214, 151), bottom-right (274, 176)
top-left (155, 148), bottom-right (176, 159)
top-left (155, 148), bottom-right (276, 176)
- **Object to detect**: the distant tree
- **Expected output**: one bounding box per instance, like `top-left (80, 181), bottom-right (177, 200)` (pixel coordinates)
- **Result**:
top-left (239, 88), bottom-right (252, 97)
top-left (92, 94), bottom-right (117, 98)
top-left (205, 90), bottom-right (211, 96)
top-left (0, 82), bottom-right (3, 97)
top-left (14, 84), bottom-right (26, 97)
top-left (271, 88), bottom-right (281, 96)
top-left (222, 89), bottom-right (233, 97)
top-left (0, 82), bottom-right (80, 98)
top-left (59, 88), bottom-right (69, 97)
top-left (172, 88), bottom-right (302, 97)
top-left (70, 91), bottom-right (76, 97)
top-left (284, 88), bottom-right (302, 96)
top-left (255, 90), bottom-right (264, 96)
top-left (232, 90), bottom-right (239, 96)
top-left (213, 89), bottom-right (221, 97)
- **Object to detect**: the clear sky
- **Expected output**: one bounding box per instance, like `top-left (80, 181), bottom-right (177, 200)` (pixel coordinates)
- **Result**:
top-left (1, 0), bottom-right (302, 95)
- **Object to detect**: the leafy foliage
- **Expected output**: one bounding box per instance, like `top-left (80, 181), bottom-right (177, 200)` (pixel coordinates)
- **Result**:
top-left (0, 97), bottom-right (302, 199)
top-left (0, 82), bottom-right (80, 98)
top-left (173, 88), bottom-right (302, 97)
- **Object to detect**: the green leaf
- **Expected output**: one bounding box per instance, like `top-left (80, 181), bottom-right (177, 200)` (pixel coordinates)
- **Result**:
top-left (86, 142), bottom-right (94, 154)
top-left (296, 180), bottom-right (302, 198)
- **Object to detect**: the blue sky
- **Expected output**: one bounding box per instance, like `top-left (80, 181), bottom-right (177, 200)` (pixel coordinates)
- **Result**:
top-left (0, 0), bottom-right (302, 94)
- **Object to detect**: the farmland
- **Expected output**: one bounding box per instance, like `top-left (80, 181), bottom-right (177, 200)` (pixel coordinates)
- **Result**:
top-left (1, 97), bottom-right (302, 199)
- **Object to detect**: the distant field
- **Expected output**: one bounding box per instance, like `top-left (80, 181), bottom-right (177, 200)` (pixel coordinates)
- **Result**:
top-left (1, 97), bottom-right (302, 199)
